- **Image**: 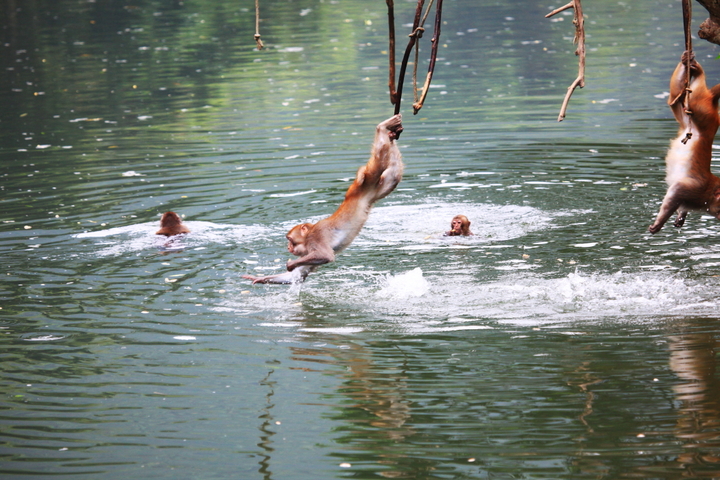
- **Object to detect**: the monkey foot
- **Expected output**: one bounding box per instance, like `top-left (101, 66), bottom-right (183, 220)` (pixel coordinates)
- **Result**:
top-left (380, 114), bottom-right (403, 140)
top-left (388, 126), bottom-right (403, 141)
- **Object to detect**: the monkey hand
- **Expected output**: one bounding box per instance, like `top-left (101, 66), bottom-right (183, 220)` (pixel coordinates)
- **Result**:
top-left (383, 114), bottom-right (404, 140)
top-left (242, 273), bottom-right (297, 284)
top-left (681, 50), bottom-right (695, 64)
top-left (680, 50), bottom-right (700, 72)
top-left (242, 274), bottom-right (271, 284)
top-left (389, 126), bottom-right (403, 141)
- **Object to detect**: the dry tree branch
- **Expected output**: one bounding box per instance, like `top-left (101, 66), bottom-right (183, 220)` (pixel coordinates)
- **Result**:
top-left (546, 0), bottom-right (585, 122)
top-left (696, 0), bottom-right (720, 45)
top-left (254, 0), bottom-right (264, 50)
top-left (387, 0), bottom-right (444, 116)
top-left (413, 0), bottom-right (443, 114)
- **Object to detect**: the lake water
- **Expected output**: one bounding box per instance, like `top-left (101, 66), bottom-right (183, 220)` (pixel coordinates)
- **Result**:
top-left (3, 0), bottom-right (720, 478)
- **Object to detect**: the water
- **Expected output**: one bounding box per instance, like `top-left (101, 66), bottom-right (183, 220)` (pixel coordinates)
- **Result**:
top-left (3, 0), bottom-right (720, 478)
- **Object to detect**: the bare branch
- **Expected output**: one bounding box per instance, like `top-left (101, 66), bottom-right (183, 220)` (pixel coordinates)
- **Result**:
top-left (545, 2), bottom-right (574, 18)
top-left (547, 0), bottom-right (586, 121)
top-left (696, 0), bottom-right (720, 45)
top-left (254, 0), bottom-right (264, 50)
top-left (413, 0), bottom-right (443, 114)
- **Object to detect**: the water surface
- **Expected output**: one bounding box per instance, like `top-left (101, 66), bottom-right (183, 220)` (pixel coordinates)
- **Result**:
top-left (3, 0), bottom-right (720, 478)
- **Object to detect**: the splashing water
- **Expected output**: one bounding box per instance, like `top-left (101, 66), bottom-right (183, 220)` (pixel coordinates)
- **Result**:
top-left (375, 267), bottom-right (430, 299)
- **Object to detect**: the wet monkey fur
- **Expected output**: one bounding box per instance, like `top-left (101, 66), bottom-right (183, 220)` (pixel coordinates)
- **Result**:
top-left (649, 52), bottom-right (720, 233)
top-left (243, 114), bottom-right (403, 284)
top-left (156, 211), bottom-right (190, 236)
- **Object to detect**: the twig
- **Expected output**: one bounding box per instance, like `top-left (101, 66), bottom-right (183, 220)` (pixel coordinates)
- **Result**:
top-left (254, 0), bottom-right (264, 50)
top-left (546, 0), bottom-right (585, 122)
top-left (413, 0), bottom-right (443, 114)
top-left (412, 0), bottom-right (436, 106)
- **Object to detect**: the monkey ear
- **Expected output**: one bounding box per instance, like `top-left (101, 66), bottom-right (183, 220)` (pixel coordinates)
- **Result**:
top-left (300, 224), bottom-right (310, 235)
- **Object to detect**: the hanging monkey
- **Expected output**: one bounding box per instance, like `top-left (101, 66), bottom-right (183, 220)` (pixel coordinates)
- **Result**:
top-left (649, 51), bottom-right (720, 233)
top-left (243, 114), bottom-right (404, 284)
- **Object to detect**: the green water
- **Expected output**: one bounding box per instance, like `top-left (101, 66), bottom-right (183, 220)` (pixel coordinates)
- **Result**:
top-left (2, 0), bottom-right (720, 478)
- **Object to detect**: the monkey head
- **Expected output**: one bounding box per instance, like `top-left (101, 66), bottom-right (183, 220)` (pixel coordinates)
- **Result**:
top-left (707, 187), bottom-right (720, 219)
top-left (156, 211), bottom-right (190, 236)
top-left (448, 215), bottom-right (472, 236)
top-left (286, 223), bottom-right (313, 257)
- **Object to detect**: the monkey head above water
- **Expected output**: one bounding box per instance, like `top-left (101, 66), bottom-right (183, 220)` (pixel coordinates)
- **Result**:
top-left (648, 51), bottom-right (720, 234)
top-left (242, 114), bottom-right (404, 284)
top-left (444, 215), bottom-right (473, 236)
top-left (156, 211), bottom-right (190, 236)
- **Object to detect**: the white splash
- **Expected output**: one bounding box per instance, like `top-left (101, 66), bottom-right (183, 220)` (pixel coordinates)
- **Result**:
top-left (376, 268), bottom-right (429, 299)
top-left (73, 221), bottom-right (271, 257)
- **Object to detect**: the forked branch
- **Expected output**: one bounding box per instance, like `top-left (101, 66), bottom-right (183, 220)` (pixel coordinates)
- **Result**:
top-left (546, 0), bottom-right (585, 122)
top-left (386, 0), bottom-right (444, 116)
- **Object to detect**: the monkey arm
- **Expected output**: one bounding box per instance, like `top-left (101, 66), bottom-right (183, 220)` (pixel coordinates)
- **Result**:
top-left (286, 246), bottom-right (335, 271)
top-left (242, 266), bottom-right (313, 284)
top-left (242, 273), bottom-right (295, 284)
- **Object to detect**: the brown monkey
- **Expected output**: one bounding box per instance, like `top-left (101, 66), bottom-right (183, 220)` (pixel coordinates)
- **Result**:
top-left (243, 114), bottom-right (404, 284)
top-left (444, 215), bottom-right (473, 236)
top-left (649, 52), bottom-right (720, 234)
top-left (156, 211), bottom-right (190, 236)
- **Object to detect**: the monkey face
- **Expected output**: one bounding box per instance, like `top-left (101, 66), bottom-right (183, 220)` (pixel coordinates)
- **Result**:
top-left (286, 223), bottom-right (312, 256)
top-left (287, 238), bottom-right (304, 256)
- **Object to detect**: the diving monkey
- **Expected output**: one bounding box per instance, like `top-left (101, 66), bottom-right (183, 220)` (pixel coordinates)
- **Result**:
top-left (243, 114), bottom-right (404, 284)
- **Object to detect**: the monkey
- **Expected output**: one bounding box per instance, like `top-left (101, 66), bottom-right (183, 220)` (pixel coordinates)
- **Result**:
top-left (242, 114), bottom-right (404, 284)
top-left (156, 211), bottom-right (190, 236)
top-left (648, 51), bottom-right (720, 234)
top-left (444, 214), bottom-right (473, 236)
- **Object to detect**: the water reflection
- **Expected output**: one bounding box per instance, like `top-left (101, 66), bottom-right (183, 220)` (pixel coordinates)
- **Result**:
top-left (257, 368), bottom-right (278, 480)
top-left (290, 331), bottom-right (414, 478)
top-left (668, 324), bottom-right (720, 477)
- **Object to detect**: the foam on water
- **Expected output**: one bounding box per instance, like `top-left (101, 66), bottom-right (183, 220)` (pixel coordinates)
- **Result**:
top-left (357, 202), bottom-right (581, 246)
top-left (73, 221), bottom-right (271, 256)
top-left (375, 267), bottom-right (429, 299)
top-left (229, 266), bottom-right (720, 334)
top-left (219, 200), bottom-right (720, 331)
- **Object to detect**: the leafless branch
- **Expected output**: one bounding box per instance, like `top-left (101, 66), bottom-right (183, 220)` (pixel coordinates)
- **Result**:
top-left (254, 0), bottom-right (264, 50)
top-left (546, 0), bottom-right (585, 122)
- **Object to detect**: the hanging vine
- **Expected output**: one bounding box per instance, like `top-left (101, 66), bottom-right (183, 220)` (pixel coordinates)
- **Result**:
top-left (386, 0), bottom-right (444, 116)
top-left (670, 0), bottom-right (695, 144)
